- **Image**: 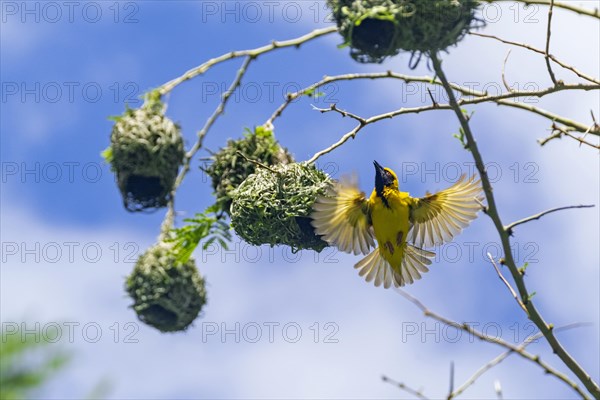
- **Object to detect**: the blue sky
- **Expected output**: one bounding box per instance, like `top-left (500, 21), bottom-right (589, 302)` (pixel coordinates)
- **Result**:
top-left (1, 1), bottom-right (599, 399)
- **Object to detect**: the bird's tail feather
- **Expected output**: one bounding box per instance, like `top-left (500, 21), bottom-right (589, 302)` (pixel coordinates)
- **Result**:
top-left (354, 245), bottom-right (435, 288)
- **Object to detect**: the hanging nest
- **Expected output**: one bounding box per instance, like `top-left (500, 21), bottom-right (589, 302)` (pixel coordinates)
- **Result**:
top-left (230, 162), bottom-right (332, 252)
top-left (107, 94), bottom-right (184, 212)
top-left (204, 126), bottom-right (294, 214)
top-left (126, 243), bottom-right (207, 332)
top-left (328, 0), bottom-right (480, 64)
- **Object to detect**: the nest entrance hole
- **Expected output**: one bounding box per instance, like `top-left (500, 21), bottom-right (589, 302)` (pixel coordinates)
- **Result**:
top-left (123, 174), bottom-right (168, 211)
top-left (143, 304), bottom-right (178, 327)
top-left (352, 18), bottom-right (396, 54)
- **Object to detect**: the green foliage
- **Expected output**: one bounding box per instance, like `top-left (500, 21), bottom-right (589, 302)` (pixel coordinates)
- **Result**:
top-left (519, 262), bottom-right (531, 275)
top-left (230, 162), bottom-right (332, 252)
top-left (453, 127), bottom-right (468, 149)
top-left (166, 204), bottom-right (232, 265)
top-left (0, 327), bottom-right (69, 400)
top-left (301, 88), bottom-right (325, 98)
top-left (204, 126), bottom-right (294, 214)
top-left (109, 95), bottom-right (184, 212)
top-left (527, 291), bottom-right (537, 302)
top-left (453, 109), bottom-right (474, 150)
top-left (328, 0), bottom-right (481, 64)
top-left (101, 146), bottom-right (113, 164)
top-left (126, 243), bottom-right (207, 332)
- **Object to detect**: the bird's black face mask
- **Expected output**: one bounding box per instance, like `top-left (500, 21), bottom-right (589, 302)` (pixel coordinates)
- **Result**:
top-left (374, 160), bottom-right (394, 201)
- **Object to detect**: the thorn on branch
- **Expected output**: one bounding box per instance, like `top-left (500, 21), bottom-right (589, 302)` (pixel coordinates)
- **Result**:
top-left (475, 197), bottom-right (488, 214)
top-left (427, 88), bottom-right (439, 108)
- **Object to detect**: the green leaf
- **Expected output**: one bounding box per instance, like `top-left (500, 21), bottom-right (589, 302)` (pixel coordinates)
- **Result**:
top-left (453, 127), bottom-right (467, 148)
top-left (0, 326), bottom-right (70, 400)
top-left (518, 262), bottom-right (530, 275)
top-left (166, 204), bottom-right (231, 264)
top-left (100, 146), bottom-right (113, 164)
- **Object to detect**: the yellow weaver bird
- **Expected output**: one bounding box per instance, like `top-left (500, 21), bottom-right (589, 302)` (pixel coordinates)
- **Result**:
top-left (311, 161), bottom-right (484, 288)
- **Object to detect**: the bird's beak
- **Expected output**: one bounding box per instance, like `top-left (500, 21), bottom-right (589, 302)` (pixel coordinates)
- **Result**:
top-left (373, 160), bottom-right (385, 177)
top-left (374, 160), bottom-right (385, 194)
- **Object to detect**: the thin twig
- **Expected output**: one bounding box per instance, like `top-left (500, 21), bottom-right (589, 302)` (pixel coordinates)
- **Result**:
top-left (274, 71), bottom-right (599, 164)
top-left (479, 0), bottom-right (600, 19)
top-left (427, 88), bottom-right (439, 107)
top-left (544, 0), bottom-right (559, 85)
top-left (430, 51), bottom-right (600, 399)
top-left (469, 32), bottom-right (600, 85)
top-left (266, 71), bottom-right (599, 132)
top-left (235, 151), bottom-right (280, 174)
top-left (542, 125), bottom-right (600, 150)
top-left (505, 204), bottom-right (595, 234)
top-left (494, 380), bottom-right (503, 400)
top-left (538, 130), bottom-right (563, 146)
top-left (157, 27), bottom-right (337, 95)
top-left (496, 99), bottom-right (597, 135)
top-left (157, 28), bottom-right (337, 238)
top-left (382, 375), bottom-right (430, 400)
top-left (396, 289), bottom-right (590, 399)
top-left (312, 103), bottom-right (367, 123)
top-left (159, 56), bottom-right (252, 238)
top-left (487, 252), bottom-right (527, 313)
top-left (501, 50), bottom-right (513, 92)
top-left (447, 362), bottom-right (455, 399)
top-left (449, 323), bottom-right (592, 399)
top-left (305, 80), bottom-right (599, 163)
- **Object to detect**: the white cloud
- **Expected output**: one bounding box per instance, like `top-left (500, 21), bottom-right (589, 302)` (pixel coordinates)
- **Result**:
top-left (2, 197), bottom-right (597, 399)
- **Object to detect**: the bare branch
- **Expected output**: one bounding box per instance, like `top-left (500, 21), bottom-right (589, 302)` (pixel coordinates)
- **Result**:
top-left (501, 50), bottom-right (513, 92)
top-left (305, 78), bottom-right (599, 163)
top-left (540, 125), bottom-right (600, 150)
top-left (157, 27), bottom-right (337, 95)
top-left (396, 289), bottom-right (591, 399)
top-left (496, 99), bottom-right (598, 135)
top-left (159, 56), bottom-right (252, 237)
top-left (480, 0), bottom-right (600, 19)
top-left (505, 204), bottom-right (595, 234)
top-left (447, 362), bottom-right (455, 399)
top-left (430, 51), bottom-right (600, 399)
top-left (449, 324), bottom-right (592, 399)
top-left (382, 375), bottom-right (430, 400)
top-left (235, 150), bottom-right (280, 174)
top-left (267, 70), bottom-right (599, 133)
top-left (312, 103), bottom-right (367, 123)
top-left (544, 0), bottom-right (559, 85)
top-left (469, 32), bottom-right (600, 85)
top-left (487, 253), bottom-right (527, 312)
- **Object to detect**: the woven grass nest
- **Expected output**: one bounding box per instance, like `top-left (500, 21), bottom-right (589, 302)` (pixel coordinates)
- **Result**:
top-left (230, 162), bottom-right (332, 252)
top-left (328, 0), bottom-right (480, 64)
top-left (126, 243), bottom-right (207, 332)
top-left (204, 126), bottom-right (294, 214)
top-left (107, 95), bottom-right (184, 212)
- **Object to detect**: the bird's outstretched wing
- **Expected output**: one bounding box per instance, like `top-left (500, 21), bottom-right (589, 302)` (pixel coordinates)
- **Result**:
top-left (409, 174), bottom-right (484, 248)
top-left (311, 176), bottom-right (375, 255)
